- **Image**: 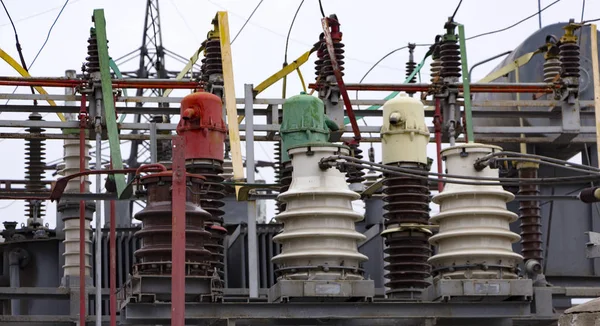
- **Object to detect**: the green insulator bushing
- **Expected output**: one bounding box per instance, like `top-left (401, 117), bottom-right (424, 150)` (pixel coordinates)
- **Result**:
top-left (280, 92), bottom-right (336, 162)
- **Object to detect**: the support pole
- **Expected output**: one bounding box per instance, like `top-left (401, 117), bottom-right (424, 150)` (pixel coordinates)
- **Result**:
top-left (217, 12), bottom-right (244, 198)
top-left (457, 24), bottom-right (474, 143)
top-left (171, 136), bottom-right (186, 326)
top-left (78, 94), bottom-right (87, 326)
top-left (94, 119), bottom-right (102, 326)
top-left (244, 84), bottom-right (259, 298)
top-left (109, 179), bottom-right (117, 326)
top-left (590, 24), bottom-right (600, 163)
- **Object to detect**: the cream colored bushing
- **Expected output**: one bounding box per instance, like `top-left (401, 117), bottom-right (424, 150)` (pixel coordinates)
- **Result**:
top-left (380, 94), bottom-right (429, 165)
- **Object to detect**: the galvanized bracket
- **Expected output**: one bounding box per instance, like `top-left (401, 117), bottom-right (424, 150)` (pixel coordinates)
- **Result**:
top-left (585, 231), bottom-right (600, 258)
top-left (93, 9), bottom-right (126, 196)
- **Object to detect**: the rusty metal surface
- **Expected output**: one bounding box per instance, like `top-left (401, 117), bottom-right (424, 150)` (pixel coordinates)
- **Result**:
top-left (133, 171), bottom-right (212, 276)
top-left (186, 161), bottom-right (227, 284)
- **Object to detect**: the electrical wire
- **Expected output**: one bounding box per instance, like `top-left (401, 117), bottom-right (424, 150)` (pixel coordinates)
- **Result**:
top-left (451, 0), bottom-right (463, 21)
top-left (466, 0), bottom-right (562, 41)
top-left (29, 0), bottom-right (69, 67)
top-left (168, 0), bottom-right (201, 43)
top-left (1, 0), bottom-right (36, 100)
top-left (323, 155), bottom-right (600, 184)
top-left (0, 201), bottom-right (17, 210)
top-left (0, 0), bottom-right (80, 28)
top-left (538, 0), bottom-right (543, 28)
top-left (318, 0), bottom-right (325, 17)
top-left (581, 0), bottom-right (586, 22)
top-left (476, 151), bottom-right (600, 173)
top-left (490, 157), bottom-right (600, 175)
top-left (334, 161), bottom-right (600, 186)
top-left (583, 18), bottom-right (600, 23)
top-left (284, 0), bottom-right (305, 63)
top-left (231, 0), bottom-right (264, 45)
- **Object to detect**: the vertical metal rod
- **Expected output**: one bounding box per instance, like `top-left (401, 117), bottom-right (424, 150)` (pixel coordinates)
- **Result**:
top-left (515, 67), bottom-right (527, 154)
top-left (590, 24), bottom-right (600, 164)
top-left (244, 84), bottom-right (259, 298)
top-left (78, 93), bottom-right (87, 326)
top-left (94, 121), bottom-right (102, 326)
top-left (109, 179), bottom-right (117, 326)
top-left (434, 98), bottom-right (444, 192)
top-left (150, 122), bottom-right (158, 163)
top-left (9, 251), bottom-right (21, 315)
top-left (171, 136), bottom-right (186, 326)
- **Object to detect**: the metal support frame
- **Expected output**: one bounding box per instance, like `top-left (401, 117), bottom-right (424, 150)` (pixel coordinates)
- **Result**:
top-left (244, 84), bottom-right (259, 299)
top-left (171, 136), bottom-right (186, 326)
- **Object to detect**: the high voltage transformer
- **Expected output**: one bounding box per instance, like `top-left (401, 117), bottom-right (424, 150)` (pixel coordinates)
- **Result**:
top-left (0, 3), bottom-right (600, 326)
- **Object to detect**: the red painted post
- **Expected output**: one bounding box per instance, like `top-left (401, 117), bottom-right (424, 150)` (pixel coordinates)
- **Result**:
top-left (171, 135), bottom-right (186, 326)
top-left (78, 93), bottom-right (87, 326)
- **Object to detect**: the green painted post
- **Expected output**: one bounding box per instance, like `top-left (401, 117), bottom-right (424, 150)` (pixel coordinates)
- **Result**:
top-left (93, 9), bottom-right (127, 196)
top-left (457, 23), bottom-right (474, 143)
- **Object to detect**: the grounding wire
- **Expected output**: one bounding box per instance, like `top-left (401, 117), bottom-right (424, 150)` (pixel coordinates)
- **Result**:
top-left (231, 0), bottom-right (264, 45)
top-left (466, 0), bottom-right (561, 41)
top-left (325, 155), bottom-right (600, 184)
top-left (583, 18), bottom-right (600, 23)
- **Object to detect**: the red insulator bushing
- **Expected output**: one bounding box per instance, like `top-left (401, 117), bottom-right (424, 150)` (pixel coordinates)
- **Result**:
top-left (176, 92), bottom-right (227, 162)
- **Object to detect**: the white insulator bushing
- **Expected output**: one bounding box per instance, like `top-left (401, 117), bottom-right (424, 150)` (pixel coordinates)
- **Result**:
top-left (61, 138), bottom-right (93, 277)
top-left (381, 94), bottom-right (430, 165)
top-left (62, 216), bottom-right (93, 276)
top-left (272, 145), bottom-right (368, 281)
top-left (429, 143), bottom-right (522, 279)
top-left (61, 139), bottom-right (92, 193)
top-left (220, 158), bottom-right (234, 181)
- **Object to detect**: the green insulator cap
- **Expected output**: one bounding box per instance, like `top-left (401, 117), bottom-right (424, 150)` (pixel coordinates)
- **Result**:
top-left (280, 93), bottom-right (331, 162)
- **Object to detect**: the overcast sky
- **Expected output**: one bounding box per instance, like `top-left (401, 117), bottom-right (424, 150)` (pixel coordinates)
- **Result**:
top-left (0, 0), bottom-right (598, 229)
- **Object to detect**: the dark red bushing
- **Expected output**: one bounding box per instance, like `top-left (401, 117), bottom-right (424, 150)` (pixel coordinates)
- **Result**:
top-left (176, 92), bottom-right (227, 162)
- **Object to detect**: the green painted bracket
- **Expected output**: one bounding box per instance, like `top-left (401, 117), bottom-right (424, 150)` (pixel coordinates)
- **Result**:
top-left (109, 58), bottom-right (128, 123)
top-left (94, 9), bottom-right (126, 197)
top-left (457, 23), bottom-right (474, 143)
top-left (343, 56), bottom-right (427, 125)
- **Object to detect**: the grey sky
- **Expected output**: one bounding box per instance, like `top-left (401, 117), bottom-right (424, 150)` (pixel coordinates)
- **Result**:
top-left (0, 0), bottom-right (596, 228)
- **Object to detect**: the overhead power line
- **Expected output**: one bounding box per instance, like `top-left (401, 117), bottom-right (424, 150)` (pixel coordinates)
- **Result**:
top-left (231, 0), bottom-right (264, 44)
top-left (467, 0), bottom-right (562, 41)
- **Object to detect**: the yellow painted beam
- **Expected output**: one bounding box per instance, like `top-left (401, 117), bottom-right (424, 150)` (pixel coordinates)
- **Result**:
top-left (0, 47), bottom-right (66, 122)
top-left (217, 11), bottom-right (244, 199)
top-left (477, 51), bottom-right (538, 84)
top-left (253, 50), bottom-right (312, 95)
top-left (162, 45), bottom-right (205, 98)
top-left (590, 24), bottom-right (600, 164)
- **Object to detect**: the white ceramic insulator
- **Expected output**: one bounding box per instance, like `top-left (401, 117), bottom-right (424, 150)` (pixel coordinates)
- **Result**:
top-left (61, 139), bottom-right (92, 193)
top-left (62, 218), bottom-right (93, 276)
top-left (429, 144), bottom-right (523, 279)
top-left (61, 138), bottom-right (93, 276)
top-left (221, 158), bottom-right (234, 181)
top-left (272, 145), bottom-right (368, 281)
